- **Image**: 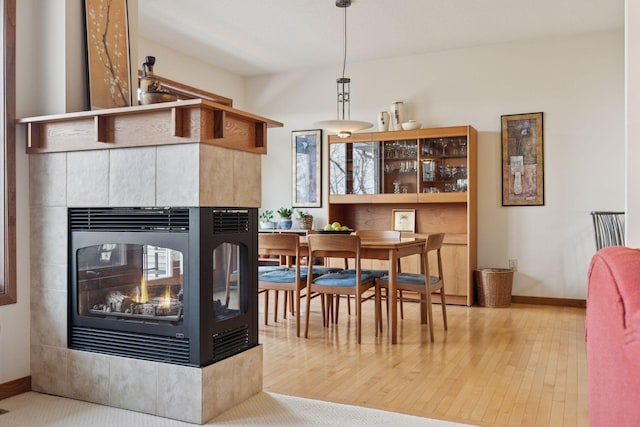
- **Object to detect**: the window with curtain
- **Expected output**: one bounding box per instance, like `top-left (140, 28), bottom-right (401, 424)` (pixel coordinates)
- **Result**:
top-left (0, 0), bottom-right (16, 305)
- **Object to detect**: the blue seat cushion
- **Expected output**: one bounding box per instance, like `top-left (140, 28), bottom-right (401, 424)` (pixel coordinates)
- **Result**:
top-left (295, 266), bottom-right (344, 275)
top-left (312, 271), bottom-right (375, 287)
top-left (259, 269), bottom-right (307, 283)
top-left (378, 273), bottom-right (440, 285)
top-left (258, 266), bottom-right (288, 274)
top-left (344, 268), bottom-right (388, 278)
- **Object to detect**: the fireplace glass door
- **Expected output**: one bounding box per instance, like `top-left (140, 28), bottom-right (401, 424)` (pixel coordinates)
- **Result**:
top-left (212, 242), bottom-right (245, 322)
top-left (76, 243), bottom-right (184, 323)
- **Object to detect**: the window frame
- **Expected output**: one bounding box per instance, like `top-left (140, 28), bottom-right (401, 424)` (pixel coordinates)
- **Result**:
top-left (0, 0), bottom-right (16, 306)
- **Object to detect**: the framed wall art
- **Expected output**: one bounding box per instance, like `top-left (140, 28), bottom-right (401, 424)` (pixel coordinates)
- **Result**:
top-left (84, 0), bottom-right (132, 109)
top-left (292, 129), bottom-right (322, 207)
top-left (501, 112), bottom-right (544, 206)
top-left (391, 209), bottom-right (416, 233)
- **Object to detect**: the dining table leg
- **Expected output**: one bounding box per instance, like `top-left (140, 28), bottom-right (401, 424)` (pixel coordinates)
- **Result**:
top-left (388, 249), bottom-right (398, 344)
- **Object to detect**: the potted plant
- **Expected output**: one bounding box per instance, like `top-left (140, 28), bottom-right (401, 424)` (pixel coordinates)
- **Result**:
top-left (277, 207), bottom-right (293, 230)
top-left (259, 209), bottom-right (275, 229)
top-left (295, 209), bottom-right (314, 230)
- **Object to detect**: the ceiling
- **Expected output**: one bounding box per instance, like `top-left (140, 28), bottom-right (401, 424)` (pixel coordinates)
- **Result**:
top-left (138, 0), bottom-right (624, 77)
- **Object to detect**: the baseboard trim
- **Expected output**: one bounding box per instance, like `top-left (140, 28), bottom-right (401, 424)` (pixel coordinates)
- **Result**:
top-left (0, 376), bottom-right (31, 401)
top-left (511, 295), bottom-right (586, 308)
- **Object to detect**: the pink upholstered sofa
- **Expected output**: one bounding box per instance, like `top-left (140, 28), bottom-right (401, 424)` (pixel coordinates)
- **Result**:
top-left (586, 246), bottom-right (640, 426)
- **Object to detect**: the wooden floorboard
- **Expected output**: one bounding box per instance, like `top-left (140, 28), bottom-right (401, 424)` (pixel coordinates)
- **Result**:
top-left (259, 292), bottom-right (588, 427)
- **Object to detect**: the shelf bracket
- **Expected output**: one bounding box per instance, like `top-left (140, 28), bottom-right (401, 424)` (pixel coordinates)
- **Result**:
top-left (94, 116), bottom-right (111, 144)
top-left (171, 107), bottom-right (184, 137)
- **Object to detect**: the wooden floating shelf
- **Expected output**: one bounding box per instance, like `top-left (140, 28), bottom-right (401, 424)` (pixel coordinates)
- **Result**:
top-left (17, 99), bottom-right (283, 155)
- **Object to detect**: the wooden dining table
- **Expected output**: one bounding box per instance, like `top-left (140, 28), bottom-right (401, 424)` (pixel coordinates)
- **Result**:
top-left (298, 235), bottom-right (427, 344)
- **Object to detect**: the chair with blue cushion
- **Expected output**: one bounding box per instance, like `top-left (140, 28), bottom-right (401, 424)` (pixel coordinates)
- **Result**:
top-left (375, 233), bottom-right (447, 342)
top-left (258, 233), bottom-right (307, 336)
top-left (354, 230), bottom-right (405, 318)
top-left (304, 234), bottom-right (376, 343)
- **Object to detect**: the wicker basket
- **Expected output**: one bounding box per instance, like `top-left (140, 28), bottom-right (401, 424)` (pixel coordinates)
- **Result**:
top-left (297, 215), bottom-right (314, 230)
top-left (474, 268), bottom-right (514, 307)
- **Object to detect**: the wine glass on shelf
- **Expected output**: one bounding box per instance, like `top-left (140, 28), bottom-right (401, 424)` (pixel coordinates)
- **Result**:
top-left (392, 180), bottom-right (401, 194)
top-left (458, 137), bottom-right (467, 156)
top-left (437, 138), bottom-right (448, 157)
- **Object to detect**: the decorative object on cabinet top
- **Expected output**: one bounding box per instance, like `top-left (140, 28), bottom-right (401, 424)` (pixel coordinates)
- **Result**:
top-left (138, 56), bottom-right (178, 105)
top-left (401, 120), bottom-right (421, 130)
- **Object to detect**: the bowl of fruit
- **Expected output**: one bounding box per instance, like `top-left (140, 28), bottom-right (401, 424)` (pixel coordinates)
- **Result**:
top-left (316, 221), bottom-right (353, 234)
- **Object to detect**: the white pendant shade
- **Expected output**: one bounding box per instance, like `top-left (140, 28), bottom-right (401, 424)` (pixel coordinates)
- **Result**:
top-left (315, 119), bottom-right (373, 137)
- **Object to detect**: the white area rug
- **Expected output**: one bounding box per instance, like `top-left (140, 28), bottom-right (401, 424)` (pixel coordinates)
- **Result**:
top-left (0, 391), bottom-right (476, 426)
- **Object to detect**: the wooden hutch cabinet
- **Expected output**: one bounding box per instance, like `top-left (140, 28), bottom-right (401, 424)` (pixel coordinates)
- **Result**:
top-left (327, 125), bottom-right (477, 306)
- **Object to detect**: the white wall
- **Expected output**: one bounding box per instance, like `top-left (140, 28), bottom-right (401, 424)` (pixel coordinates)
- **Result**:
top-left (246, 31), bottom-right (625, 300)
top-left (0, 0), bottom-right (38, 385)
top-left (627, 0), bottom-right (640, 247)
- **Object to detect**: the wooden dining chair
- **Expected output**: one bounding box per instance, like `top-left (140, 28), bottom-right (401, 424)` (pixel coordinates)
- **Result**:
top-left (304, 234), bottom-right (376, 343)
top-left (375, 233), bottom-right (447, 342)
top-left (353, 230), bottom-right (406, 319)
top-left (258, 233), bottom-right (308, 337)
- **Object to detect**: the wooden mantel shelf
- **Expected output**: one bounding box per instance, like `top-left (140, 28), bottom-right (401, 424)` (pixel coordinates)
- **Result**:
top-left (17, 99), bottom-right (283, 155)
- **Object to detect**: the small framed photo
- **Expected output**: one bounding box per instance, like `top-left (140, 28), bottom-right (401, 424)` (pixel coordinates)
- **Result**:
top-left (501, 112), bottom-right (544, 206)
top-left (392, 209), bottom-right (416, 232)
top-left (292, 130), bottom-right (322, 207)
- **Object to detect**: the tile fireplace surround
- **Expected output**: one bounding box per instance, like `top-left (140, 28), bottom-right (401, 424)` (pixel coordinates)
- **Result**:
top-left (22, 100), bottom-right (282, 424)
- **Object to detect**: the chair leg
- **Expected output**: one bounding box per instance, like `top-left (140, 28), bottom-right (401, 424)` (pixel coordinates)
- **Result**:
top-left (289, 290), bottom-right (295, 314)
top-left (399, 289), bottom-right (404, 319)
top-left (274, 290), bottom-right (279, 322)
top-left (419, 293), bottom-right (428, 324)
top-left (374, 285), bottom-right (382, 336)
top-left (283, 290), bottom-right (288, 320)
top-left (304, 287), bottom-right (312, 338)
top-left (425, 290), bottom-right (435, 342)
top-left (440, 289), bottom-right (448, 330)
top-left (356, 292), bottom-right (361, 344)
top-left (327, 294), bottom-right (336, 326)
top-left (282, 291), bottom-right (293, 319)
top-left (335, 295), bottom-right (340, 323)
top-left (320, 294), bottom-right (326, 326)
top-left (346, 294), bottom-right (351, 315)
top-left (295, 289), bottom-right (301, 337)
top-left (264, 290), bottom-right (269, 325)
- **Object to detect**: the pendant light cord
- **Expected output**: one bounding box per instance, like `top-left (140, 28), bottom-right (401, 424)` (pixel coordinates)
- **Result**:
top-left (341, 5), bottom-right (347, 80)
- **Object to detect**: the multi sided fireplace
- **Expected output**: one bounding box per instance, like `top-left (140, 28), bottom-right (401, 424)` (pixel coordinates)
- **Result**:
top-left (68, 207), bottom-right (258, 367)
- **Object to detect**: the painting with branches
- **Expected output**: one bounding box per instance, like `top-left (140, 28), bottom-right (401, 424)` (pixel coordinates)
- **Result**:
top-left (85, 0), bottom-right (132, 109)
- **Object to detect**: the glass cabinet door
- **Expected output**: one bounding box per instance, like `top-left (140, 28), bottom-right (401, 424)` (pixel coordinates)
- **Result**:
top-left (329, 134), bottom-right (469, 197)
top-left (419, 136), bottom-right (468, 194)
top-left (329, 142), bottom-right (380, 195)
top-left (382, 139), bottom-right (418, 194)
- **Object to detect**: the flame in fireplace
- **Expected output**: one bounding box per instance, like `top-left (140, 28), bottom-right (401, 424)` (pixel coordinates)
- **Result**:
top-left (160, 286), bottom-right (172, 308)
top-left (135, 277), bottom-right (149, 303)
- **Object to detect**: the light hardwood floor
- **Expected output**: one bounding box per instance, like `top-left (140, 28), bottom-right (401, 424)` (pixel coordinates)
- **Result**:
top-left (259, 294), bottom-right (588, 427)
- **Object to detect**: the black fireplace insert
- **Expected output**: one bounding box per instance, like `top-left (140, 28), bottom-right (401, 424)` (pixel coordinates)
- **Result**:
top-left (68, 207), bottom-right (258, 367)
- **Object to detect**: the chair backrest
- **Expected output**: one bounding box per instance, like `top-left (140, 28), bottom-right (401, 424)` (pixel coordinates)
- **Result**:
top-left (591, 211), bottom-right (625, 251)
top-left (354, 230), bottom-right (401, 241)
top-left (258, 233), bottom-right (300, 267)
top-left (307, 234), bottom-right (360, 259)
top-left (307, 234), bottom-right (363, 282)
top-left (424, 233), bottom-right (445, 279)
top-left (426, 232), bottom-right (445, 252)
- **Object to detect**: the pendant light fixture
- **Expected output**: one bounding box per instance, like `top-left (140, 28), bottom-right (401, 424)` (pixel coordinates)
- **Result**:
top-left (315, 0), bottom-right (372, 138)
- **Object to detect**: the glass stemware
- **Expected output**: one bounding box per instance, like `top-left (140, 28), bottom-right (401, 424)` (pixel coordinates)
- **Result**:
top-left (437, 138), bottom-right (448, 156)
top-left (458, 137), bottom-right (467, 156)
